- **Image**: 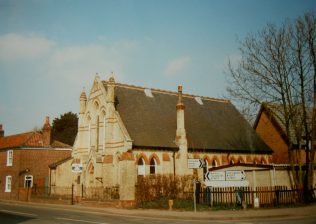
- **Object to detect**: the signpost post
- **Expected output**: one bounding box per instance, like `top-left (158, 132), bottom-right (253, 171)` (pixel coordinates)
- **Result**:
top-left (187, 159), bottom-right (206, 213)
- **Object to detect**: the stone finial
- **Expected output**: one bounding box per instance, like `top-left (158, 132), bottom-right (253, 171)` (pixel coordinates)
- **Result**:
top-left (177, 85), bottom-right (184, 109)
top-left (80, 89), bottom-right (87, 101)
top-left (107, 74), bottom-right (116, 104)
top-left (178, 85), bottom-right (183, 104)
top-left (80, 89), bottom-right (87, 114)
top-left (178, 85), bottom-right (182, 93)
top-left (109, 75), bottom-right (115, 83)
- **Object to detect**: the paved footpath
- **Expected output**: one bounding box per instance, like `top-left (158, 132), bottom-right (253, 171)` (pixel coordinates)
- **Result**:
top-left (79, 204), bottom-right (316, 220)
top-left (1, 199), bottom-right (316, 221)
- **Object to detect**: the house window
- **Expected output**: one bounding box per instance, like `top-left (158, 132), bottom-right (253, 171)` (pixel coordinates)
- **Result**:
top-left (5, 176), bottom-right (12, 192)
top-left (137, 158), bottom-right (145, 176)
top-left (24, 175), bottom-right (33, 188)
top-left (212, 159), bottom-right (217, 168)
top-left (150, 158), bottom-right (157, 174)
top-left (6, 150), bottom-right (13, 166)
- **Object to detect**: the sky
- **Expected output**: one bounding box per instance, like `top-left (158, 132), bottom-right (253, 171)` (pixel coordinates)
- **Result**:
top-left (0, 0), bottom-right (315, 135)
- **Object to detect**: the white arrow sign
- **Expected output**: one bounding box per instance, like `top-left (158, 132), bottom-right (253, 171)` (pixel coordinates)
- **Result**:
top-left (204, 171), bottom-right (225, 181)
top-left (187, 159), bottom-right (206, 169)
top-left (71, 163), bottom-right (83, 173)
top-left (204, 170), bottom-right (247, 182)
top-left (225, 170), bottom-right (246, 181)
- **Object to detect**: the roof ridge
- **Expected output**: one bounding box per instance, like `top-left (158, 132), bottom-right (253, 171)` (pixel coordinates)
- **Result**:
top-left (102, 80), bottom-right (230, 103)
top-left (1, 131), bottom-right (36, 139)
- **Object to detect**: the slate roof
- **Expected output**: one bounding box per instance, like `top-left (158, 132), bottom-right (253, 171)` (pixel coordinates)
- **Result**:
top-left (104, 82), bottom-right (272, 154)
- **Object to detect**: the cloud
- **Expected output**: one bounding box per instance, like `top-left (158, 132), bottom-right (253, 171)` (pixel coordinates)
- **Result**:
top-left (0, 32), bottom-right (140, 135)
top-left (0, 32), bottom-right (137, 84)
top-left (46, 43), bottom-right (136, 86)
top-left (0, 33), bottom-right (55, 61)
top-left (164, 56), bottom-right (191, 76)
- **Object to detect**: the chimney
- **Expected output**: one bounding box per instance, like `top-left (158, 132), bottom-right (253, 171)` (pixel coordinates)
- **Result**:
top-left (0, 124), bottom-right (4, 137)
top-left (175, 85), bottom-right (187, 146)
top-left (175, 85), bottom-right (189, 176)
top-left (42, 116), bottom-right (51, 147)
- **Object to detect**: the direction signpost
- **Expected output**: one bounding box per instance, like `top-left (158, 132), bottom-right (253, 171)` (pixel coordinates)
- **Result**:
top-left (204, 171), bottom-right (225, 181)
top-left (187, 159), bottom-right (206, 213)
top-left (187, 159), bottom-right (206, 169)
top-left (71, 163), bottom-right (83, 173)
top-left (225, 170), bottom-right (246, 181)
top-left (204, 170), bottom-right (248, 187)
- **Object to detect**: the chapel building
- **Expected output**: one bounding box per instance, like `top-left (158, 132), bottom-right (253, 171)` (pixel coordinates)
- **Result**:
top-left (54, 75), bottom-right (272, 203)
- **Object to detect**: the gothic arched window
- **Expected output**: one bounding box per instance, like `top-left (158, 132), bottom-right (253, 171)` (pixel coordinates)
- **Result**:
top-left (137, 158), bottom-right (145, 176)
top-left (150, 158), bottom-right (157, 174)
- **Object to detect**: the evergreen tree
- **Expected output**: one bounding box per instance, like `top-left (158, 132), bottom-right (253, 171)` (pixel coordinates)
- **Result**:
top-left (51, 112), bottom-right (78, 146)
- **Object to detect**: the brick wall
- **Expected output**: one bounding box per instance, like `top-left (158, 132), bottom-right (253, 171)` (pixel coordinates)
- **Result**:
top-left (0, 148), bottom-right (71, 200)
top-left (255, 110), bottom-right (289, 163)
top-left (255, 110), bottom-right (312, 164)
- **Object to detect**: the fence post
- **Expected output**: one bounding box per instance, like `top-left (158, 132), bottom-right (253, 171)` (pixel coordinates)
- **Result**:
top-left (71, 184), bottom-right (74, 205)
top-left (193, 179), bottom-right (196, 213)
top-left (210, 187), bottom-right (213, 207)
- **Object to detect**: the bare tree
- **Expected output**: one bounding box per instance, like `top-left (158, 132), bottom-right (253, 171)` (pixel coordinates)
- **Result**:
top-left (297, 12), bottom-right (316, 202)
top-left (227, 12), bottom-right (315, 201)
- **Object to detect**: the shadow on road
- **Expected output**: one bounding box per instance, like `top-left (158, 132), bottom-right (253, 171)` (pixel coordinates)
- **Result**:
top-left (0, 211), bottom-right (36, 224)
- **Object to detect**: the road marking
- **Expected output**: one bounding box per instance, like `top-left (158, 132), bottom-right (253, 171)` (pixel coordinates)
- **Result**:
top-left (0, 209), bottom-right (38, 218)
top-left (56, 217), bottom-right (109, 224)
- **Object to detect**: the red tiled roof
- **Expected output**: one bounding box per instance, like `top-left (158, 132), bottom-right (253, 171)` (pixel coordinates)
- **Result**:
top-left (0, 132), bottom-right (44, 150)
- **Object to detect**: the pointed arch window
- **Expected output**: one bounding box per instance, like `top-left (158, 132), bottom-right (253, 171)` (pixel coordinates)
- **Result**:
top-left (100, 111), bottom-right (106, 151)
top-left (137, 158), bottom-right (145, 176)
top-left (150, 158), bottom-right (157, 174)
top-left (86, 115), bottom-right (92, 152)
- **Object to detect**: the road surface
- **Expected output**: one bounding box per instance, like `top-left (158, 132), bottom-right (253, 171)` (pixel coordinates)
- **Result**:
top-left (0, 201), bottom-right (315, 224)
